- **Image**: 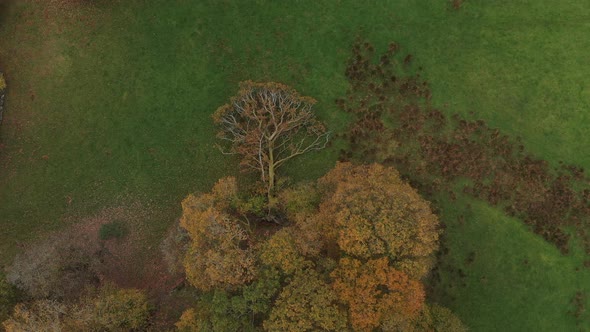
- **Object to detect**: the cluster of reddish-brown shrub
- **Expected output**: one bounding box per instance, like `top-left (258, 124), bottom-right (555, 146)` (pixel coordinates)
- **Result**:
top-left (339, 39), bottom-right (590, 255)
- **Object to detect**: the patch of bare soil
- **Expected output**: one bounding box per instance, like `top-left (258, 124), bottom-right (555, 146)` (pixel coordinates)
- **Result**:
top-left (70, 202), bottom-right (186, 328)
top-left (63, 202), bottom-right (183, 298)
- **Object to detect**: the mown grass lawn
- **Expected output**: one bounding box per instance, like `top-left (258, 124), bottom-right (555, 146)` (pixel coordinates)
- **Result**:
top-left (1, 0), bottom-right (589, 330)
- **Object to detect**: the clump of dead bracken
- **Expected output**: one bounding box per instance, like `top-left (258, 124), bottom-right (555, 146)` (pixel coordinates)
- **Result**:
top-left (339, 39), bottom-right (590, 255)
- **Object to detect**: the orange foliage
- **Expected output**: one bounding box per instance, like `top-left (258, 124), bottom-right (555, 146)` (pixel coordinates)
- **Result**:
top-left (331, 257), bottom-right (425, 331)
top-left (176, 165), bottom-right (459, 331)
top-left (318, 162), bottom-right (440, 278)
top-left (270, 183), bottom-right (327, 257)
top-left (180, 177), bottom-right (256, 291)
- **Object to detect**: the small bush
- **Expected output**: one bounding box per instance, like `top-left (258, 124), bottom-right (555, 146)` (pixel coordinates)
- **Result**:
top-left (452, 0), bottom-right (464, 10)
top-left (237, 195), bottom-right (267, 217)
top-left (99, 220), bottom-right (128, 240)
top-left (176, 308), bottom-right (207, 332)
top-left (278, 182), bottom-right (320, 217)
top-left (77, 285), bottom-right (151, 331)
top-left (0, 73), bottom-right (5, 91)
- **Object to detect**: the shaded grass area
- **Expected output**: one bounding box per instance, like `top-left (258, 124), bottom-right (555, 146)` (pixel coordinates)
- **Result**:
top-left (0, 0), bottom-right (589, 330)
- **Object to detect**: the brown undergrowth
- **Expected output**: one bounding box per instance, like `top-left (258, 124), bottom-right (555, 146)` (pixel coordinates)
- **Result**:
top-left (338, 39), bottom-right (590, 255)
top-left (68, 203), bottom-right (177, 294)
top-left (8, 202), bottom-right (184, 327)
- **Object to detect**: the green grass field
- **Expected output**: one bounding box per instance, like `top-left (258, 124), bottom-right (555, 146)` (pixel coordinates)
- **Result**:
top-left (433, 194), bottom-right (590, 331)
top-left (1, 1), bottom-right (589, 330)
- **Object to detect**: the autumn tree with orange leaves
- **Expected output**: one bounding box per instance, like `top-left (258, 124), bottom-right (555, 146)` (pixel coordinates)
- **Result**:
top-left (213, 81), bottom-right (329, 203)
top-left (331, 257), bottom-right (425, 331)
top-left (176, 163), bottom-right (464, 331)
top-left (317, 162), bottom-right (440, 279)
top-left (180, 177), bottom-right (257, 291)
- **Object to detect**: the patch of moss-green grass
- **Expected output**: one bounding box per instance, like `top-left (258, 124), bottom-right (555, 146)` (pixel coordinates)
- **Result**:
top-left (431, 194), bottom-right (590, 331)
top-left (99, 220), bottom-right (129, 241)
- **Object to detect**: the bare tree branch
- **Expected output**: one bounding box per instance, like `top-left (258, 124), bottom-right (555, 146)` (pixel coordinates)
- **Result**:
top-left (212, 81), bottom-right (330, 200)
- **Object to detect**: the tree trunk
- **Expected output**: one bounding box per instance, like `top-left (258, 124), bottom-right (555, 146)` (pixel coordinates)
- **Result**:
top-left (267, 144), bottom-right (275, 202)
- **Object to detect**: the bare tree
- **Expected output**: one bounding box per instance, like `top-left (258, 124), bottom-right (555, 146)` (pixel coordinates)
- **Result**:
top-left (213, 81), bottom-right (329, 201)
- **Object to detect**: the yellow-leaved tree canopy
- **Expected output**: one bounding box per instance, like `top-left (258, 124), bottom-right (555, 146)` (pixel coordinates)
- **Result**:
top-left (180, 177), bottom-right (257, 291)
top-left (176, 161), bottom-right (461, 330)
top-left (291, 162), bottom-right (441, 279)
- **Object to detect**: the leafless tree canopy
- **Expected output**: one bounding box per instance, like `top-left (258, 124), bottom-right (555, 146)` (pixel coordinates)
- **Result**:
top-left (213, 81), bottom-right (329, 196)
